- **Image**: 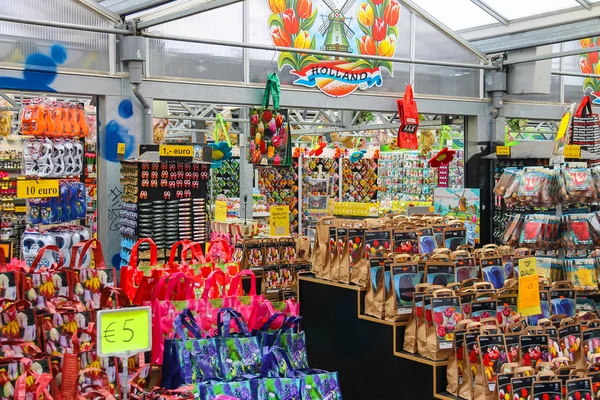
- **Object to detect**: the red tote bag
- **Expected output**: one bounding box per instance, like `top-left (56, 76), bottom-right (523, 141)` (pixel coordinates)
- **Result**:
top-left (397, 84), bottom-right (419, 149)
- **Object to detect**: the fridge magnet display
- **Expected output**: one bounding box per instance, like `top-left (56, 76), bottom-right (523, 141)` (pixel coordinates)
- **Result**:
top-left (431, 295), bottom-right (461, 349)
top-left (341, 158), bottom-right (378, 203)
top-left (520, 335), bottom-right (550, 368)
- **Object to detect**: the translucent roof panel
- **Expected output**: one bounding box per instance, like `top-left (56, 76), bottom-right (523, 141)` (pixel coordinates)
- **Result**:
top-left (481, 0), bottom-right (581, 20)
top-left (412, 0), bottom-right (499, 30)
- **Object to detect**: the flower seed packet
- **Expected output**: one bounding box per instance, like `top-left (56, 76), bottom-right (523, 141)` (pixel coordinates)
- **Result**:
top-left (423, 293), bottom-right (434, 328)
top-left (480, 256), bottom-right (505, 289)
top-left (263, 264), bottom-right (280, 294)
top-left (583, 325), bottom-right (600, 364)
top-left (426, 262), bottom-right (455, 287)
top-left (393, 263), bottom-right (419, 314)
top-left (278, 238), bottom-right (296, 264)
top-left (246, 241), bottom-right (264, 268)
top-left (418, 227), bottom-right (437, 254)
top-left (496, 293), bottom-right (518, 328)
top-left (414, 292), bottom-right (426, 327)
top-left (365, 230), bottom-right (391, 260)
top-left (511, 376), bottom-right (535, 400)
top-left (444, 228), bottom-right (467, 252)
top-left (433, 225), bottom-right (445, 248)
top-left (393, 230), bottom-right (419, 255)
top-left (459, 291), bottom-right (475, 320)
top-left (465, 331), bottom-right (480, 389)
top-left (497, 372), bottom-right (513, 400)
top-left (455, 257), bottom-right (479, 282)
top-left (550, 289), bottom-right (576, 317)
top-left (505, 332), bottom-right (520, 363)
top-left (431, 296), bottom-right (462, 349)
top-left (558, 323), bottom-right (581, 363)
top-left (546, 326), bottom-right (560, 361)
top-left (520, 335), bottom-right (549, 368)
top-left (566, 378), bottom-right (593, 400)
top-left (471, 300), bottom-right (497, 322)
top-left (348, 228), bottom-right (365, 269)
top-left (531, 380), bottom-right (561, 400)
top-left (455, 329), bottom-right (466, 386)
top-left (478, 334), bottom-right (508, 392)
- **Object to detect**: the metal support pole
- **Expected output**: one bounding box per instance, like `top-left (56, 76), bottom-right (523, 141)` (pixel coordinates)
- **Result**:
top-left (505, 45), bottom-right (600, 65)
top-left (238, 109), bottom-right (254, 218)
top-left (552, 70), bottom-right (600, 79)
top-left (142, 32), bottom-right (498, 71)
top-left (0, 15), bottom-right (131, 35)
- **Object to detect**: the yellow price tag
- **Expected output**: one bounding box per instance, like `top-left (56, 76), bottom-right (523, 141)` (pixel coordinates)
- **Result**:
top-left (564, 145), bottom-right (581, 159)
top-left (97, 306), bottom-right (152, 357)
top-left (496, 146), bottom-right (511, 157)
top-left (14, 206), bottom-right (27, 213)
top-left (117, 142), bottom-right (126, 155)
top-left (270, 205), bottom-right (290, 236)
top-left (518, 258), bottom-right (541, 317)
top-left (17, 180), bottom-right (59, 199)
top-left (159, 145), bottom-right (194, 157)
top-left (215, 200), bottom-right (228, 222)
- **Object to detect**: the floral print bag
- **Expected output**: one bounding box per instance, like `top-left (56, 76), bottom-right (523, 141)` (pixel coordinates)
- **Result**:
top-left (216, 308), bottom-right (261, 381)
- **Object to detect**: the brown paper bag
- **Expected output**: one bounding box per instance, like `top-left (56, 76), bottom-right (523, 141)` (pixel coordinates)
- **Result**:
top-left (447, 319), bottom-right (473, 396)
top-left (558, 317), bottom-right (585, 369)
top-left (385, 254), bottom-right (414, 322)
top-left (350, 225), bottom-right (374, 287)
top-left (460, 322), bottom-right (483, 400)
top-left (295, 236), bottom-right (311, 262)
top-left (496, 363), bottom-right (519, 400)
top-left (364, 257), bottom-right (387, 319)
top-left (330, 224), bottom-right (347, 282)
top-left (420, 285), bottom-right (443, 358)
top-left (403, 283), bottom-right (430, 354)
top-left (509, 367), bottom-right (535, 400)
top-left (341, 222), bottom-right (365, 284)
top-left (312, 216), bottom-right (336, 278)
top-left (475, 329), bottom-right (507, 400)
top-left (426, 288), bottom-right (459, 361)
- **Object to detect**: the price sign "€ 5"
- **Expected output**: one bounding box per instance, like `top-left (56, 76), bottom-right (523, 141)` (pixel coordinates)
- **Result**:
top-left (97, 306), bottom-right (152, 357)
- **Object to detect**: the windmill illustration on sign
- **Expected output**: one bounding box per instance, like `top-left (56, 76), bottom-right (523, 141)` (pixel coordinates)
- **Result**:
top-left (318, 0), bottom-right (355, 56)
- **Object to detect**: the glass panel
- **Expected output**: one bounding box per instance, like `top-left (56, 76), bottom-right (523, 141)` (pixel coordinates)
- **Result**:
top-left (248, 0), bottom-right (411, 93)
top-left (147, 2), bottom-right (244, 82)
top-left (408, 0), bottom-right (498, 30)
top-left (414, 16), bottom-right (479, 98)
top-left (481, 0), bottom-right (580, 20)
top-left (0, 0), bottom-right (110, 72)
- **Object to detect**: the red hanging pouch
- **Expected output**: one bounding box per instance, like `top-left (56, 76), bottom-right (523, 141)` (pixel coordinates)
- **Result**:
top-left (397, 84), bottom-right (419, 149)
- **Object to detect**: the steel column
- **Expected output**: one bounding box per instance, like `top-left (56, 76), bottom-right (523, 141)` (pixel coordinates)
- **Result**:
top-left (505, 44), bottom-right (600, 65)
top-left (238, 109), bottom-right (254, 220)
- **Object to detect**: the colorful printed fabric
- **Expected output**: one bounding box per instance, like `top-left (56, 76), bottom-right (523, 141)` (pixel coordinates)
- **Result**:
top-left (254, 377), bottom-right (301, 400)
top-left (280, 332), bottom-right (309, 370)
top-left (300, 372), bottom-right (342, 400)
top-left (218, 337), bottom-right (261, 381)
top-left (199, 380), bottom-right (252, 400)
top-left (177, 338), bottom-right (221, 384)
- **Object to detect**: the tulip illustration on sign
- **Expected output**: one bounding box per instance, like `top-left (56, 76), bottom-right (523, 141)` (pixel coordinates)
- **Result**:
top-left (267, 0), bottom-right (402, 97)
top-left (578, 36), bottom-right (600, 104)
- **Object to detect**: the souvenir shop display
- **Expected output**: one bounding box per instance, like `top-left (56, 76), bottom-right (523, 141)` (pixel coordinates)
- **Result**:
top-left (341, 158), bottom-right (378, 203)
top-left (27, 180), bottom-right (87, 225)
top-left (22, 137), bottom-right (83, 178)
top-left (118, 159), bottom-right (210, 267)
top-left (258, 163), bottom-right (299, 234)
top-left (210, 159), bottom-right (240, 200)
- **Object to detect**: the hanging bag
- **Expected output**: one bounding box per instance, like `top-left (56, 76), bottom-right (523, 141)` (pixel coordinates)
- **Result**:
top-left (248, 73), bottom-right (291, 167)
top-left (208, 113), bottom-right (233, 167)
top-left (397, 84), bottom-right (419, 149)
top-left (571, 95), bottom-right (600, 155)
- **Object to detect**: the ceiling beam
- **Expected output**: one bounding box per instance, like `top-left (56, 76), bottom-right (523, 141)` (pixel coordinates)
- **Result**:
top-left (470, 17), bottom-right (600, 53)
top-left (98, 0), bottom-right (176, 17)
top-left (75, 0), bottom-right (122, 23)
top-left (136, 0), bottom-right (244, 29)
top-left (460, 4), bottom-right (600, 42)
top-left (470, 0), bottom-right (509, 26)
top-left (399, 0), bottom-right (489, 62)
top-left (575, 0), bottom-right (592, 10)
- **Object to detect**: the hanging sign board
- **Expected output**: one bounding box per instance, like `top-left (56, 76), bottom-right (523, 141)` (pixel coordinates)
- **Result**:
top-left (97, 306), bottom-right (152, 357)
top-left (215, 201), bottom-right (228, 222)
top-left (270, 205), bottom-right (290, 236)
top-left (496, 146), bottom-right (511, 157)
top-left (17, 180), bottom-right (59, 198)
top-left (517, 258), bottom-right (541, 317)
top-left (159, 145), bottom-right (194, 158)
top-left (564, 145), bottom-right (581, 159)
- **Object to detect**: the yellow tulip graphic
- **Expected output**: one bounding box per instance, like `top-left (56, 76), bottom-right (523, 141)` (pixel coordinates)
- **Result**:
top-left (268, 0), bottom-right (286, 14)
top-left (378, 34), bottom-right (397, 57)
top-left (358, 3), bottom-right (374, 27)
top-left (294, 30), bottom-right (311, 50)
top-left (595, 61), bottom-right (600, 75)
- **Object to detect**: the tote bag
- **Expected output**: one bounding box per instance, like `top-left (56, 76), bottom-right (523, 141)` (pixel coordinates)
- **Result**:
top-left (397, 84), bottom-right (419, 150)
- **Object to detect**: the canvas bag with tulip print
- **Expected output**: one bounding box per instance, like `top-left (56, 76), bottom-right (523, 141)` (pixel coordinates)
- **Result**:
top-left (248, 74), bottom-right (291, 167)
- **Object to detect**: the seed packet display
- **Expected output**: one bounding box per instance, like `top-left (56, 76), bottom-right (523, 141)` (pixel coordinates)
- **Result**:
top-left (455, 257), bottom-right (479, 282)
top-left (460, 291), bottom-right (476, 320)
top-left (392, 263), bottom-right (420, 315)
top-left (478, 334), bottom-right (508, 391)
top-left (472, 299), bottom-right (498, 323)
top-left (520, 335), bottom-right (549, 368)
top-left (347, 228), bottom-right (366, 285)
top-left (279, 264), bottom-right (294, 288)
top-left (531, 379), bottom-right (562, 400)
top-left (511, 376), bottom-right (535, 400)
top-left (480, 256), bottom-right (505, 289)
top-left (431, 296), bottom-right (462, 349)
top-left (527, 290), bottom-right (552, 326)
top-left (232, 242), bottom-right (244, 266)
top-left (444, 228), bottom-right (467, 252)
top-left (550, 288), bottom-right (577, 317)
top-left (364, 230), bottom-right (391, 260)
top-left (583, 323), bottom-right (600, 363)
top-left (496, 293), bottom-right (518, 328)
top-left (455, 329), bottom-right (467, 387)
top-left (576, 297), bottom-right (598, 314)
top-left (246, 241), bottom-right (264, 268)
top-left (278, 238), bottom-right (296, 264)
top-left (418, 227), bottom-right (437, 254)
top-left (505, 330), bottom-right (521, 363)
top-left (426, 262), bottom-right (455, 286)
top-left (546, 326), bottom-right (561, 360)
top-left (497, 371), bottom-right (515, 400)
top-left (558, 322), bottom-right (582, 364)
top-left (393, 230), bottom-right (419, 254)
top-left (566, 258), bottom-right (598, 291)
top-left (263, 264), bottom-right (280, 294)
top-left (567, 378), bottom-right (593, 400)
top-left (465, 331), bottom-right (481, 389)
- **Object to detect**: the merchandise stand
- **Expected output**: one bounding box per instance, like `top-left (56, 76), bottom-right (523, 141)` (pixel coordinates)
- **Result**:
top-left (298, 274), bottom-right (455, 400)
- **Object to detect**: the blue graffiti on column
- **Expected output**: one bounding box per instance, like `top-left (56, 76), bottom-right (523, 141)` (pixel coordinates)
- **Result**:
top-left (103, 99), bottom-right (136, 162)
top-left (0, 45), bottom-right (67, 91)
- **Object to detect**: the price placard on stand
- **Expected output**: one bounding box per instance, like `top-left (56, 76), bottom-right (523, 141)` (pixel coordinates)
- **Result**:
top-left (215, 200), bottom-right (228, 222)
top-left (564, 145), bottom-right (581, 159)
top-left (496, 146), bottom-right (511, 157)
top-left (270, 205), bottom-right (290, 236)
top-left (17, 180), bottom-right (59, 198)
top-left (518, 258), bottom-right (541, 317)
top-left (97, 306), bottom-right (152, 357)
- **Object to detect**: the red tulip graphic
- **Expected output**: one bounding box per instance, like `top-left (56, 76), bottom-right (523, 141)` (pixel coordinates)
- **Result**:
top-left (589, 51), bottom-right (599, 65)
top-left (297, 0), bottom-right (313, 19)
top-left (271, 26), bottom-right (291, 47)
top-left (581, 57), bottom-right (593, 74)
top-left (359, 36), bottom-right (376, 55)
top-left (282, 9), bottom-right (300, 35)
top-left (384, 0), bottom-right (400, 26)
top-left (372, 18), bottom-right (386, 42)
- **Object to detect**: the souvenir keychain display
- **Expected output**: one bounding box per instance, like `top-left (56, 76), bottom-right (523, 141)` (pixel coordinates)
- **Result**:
top-left (210, 158), bottom-right (240, 199)
top-left (342, 157), bottom-right (378, 202)
top-left (258, 161), bottom-right (299, 234)
top-left (378, 150), bottom-right (436, 202)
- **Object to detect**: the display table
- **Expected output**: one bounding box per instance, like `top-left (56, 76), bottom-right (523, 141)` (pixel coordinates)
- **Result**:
top-left (298, 274), bottom-right (455, 399)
